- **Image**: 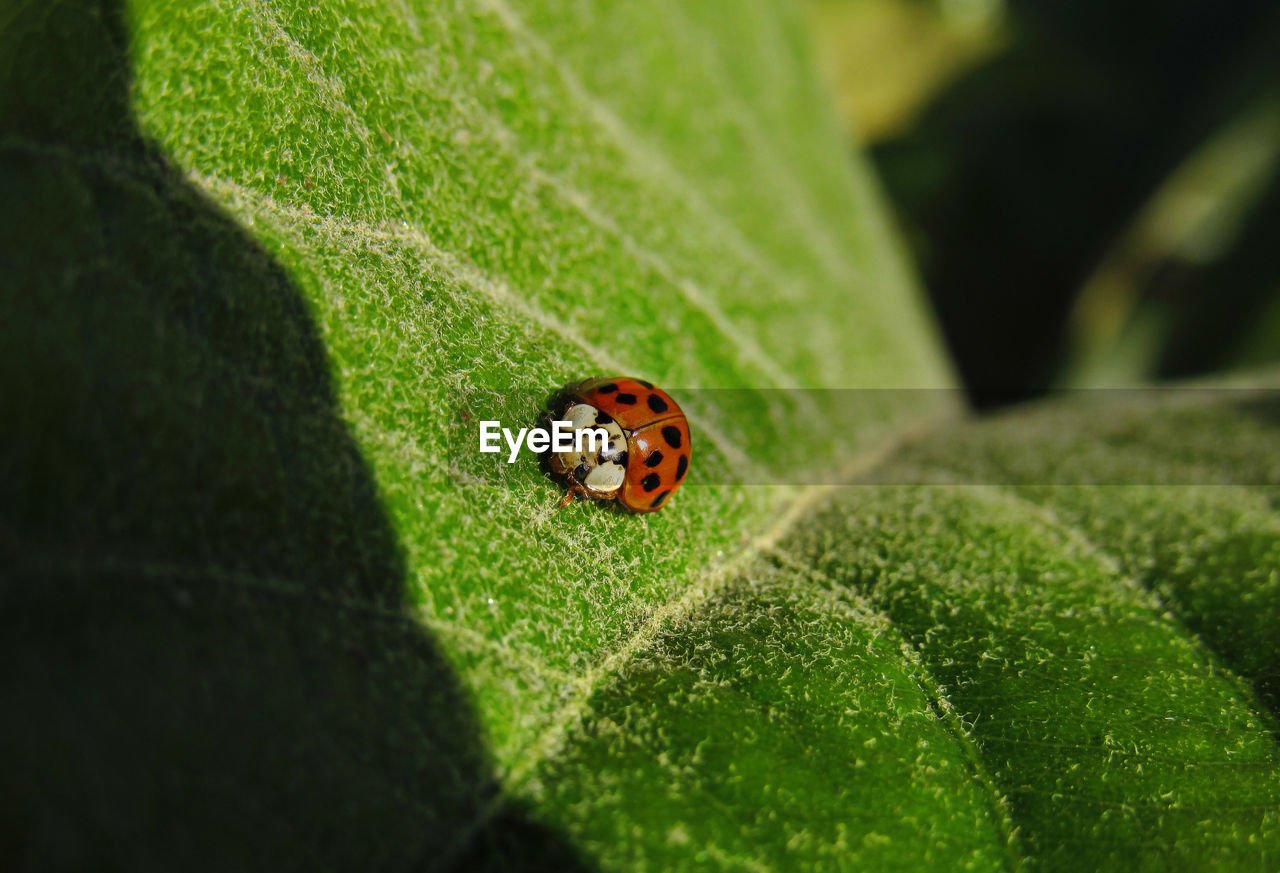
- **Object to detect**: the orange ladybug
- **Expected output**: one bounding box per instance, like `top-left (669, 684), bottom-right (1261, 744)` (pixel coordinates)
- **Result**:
top-left (547, 377), bottom-right (691, 513)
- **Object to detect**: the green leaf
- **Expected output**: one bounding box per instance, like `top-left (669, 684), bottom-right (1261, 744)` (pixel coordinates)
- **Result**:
top-left (3, 1), bottom-right (1279, 872)
top-left (521, 391), bottom-right (1280, 872)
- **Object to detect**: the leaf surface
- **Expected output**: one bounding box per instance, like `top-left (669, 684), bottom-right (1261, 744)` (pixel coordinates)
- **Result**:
top-left (3, 1), bottom-right (1278, 871)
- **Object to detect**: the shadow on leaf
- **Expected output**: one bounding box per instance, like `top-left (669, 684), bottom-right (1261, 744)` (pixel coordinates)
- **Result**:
top-left (0, 2), bottom-right (593, 870)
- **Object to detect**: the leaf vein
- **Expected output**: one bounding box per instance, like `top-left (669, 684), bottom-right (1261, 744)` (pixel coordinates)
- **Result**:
top-left (426, 423), bottom-right (939, 871)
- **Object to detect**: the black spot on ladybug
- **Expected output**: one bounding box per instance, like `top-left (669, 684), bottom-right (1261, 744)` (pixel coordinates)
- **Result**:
top-left (615, 393), bottom-right (638, 405)
top-left (598, 383), bottom-right (618, 394)
top-left (574, 463), bottom-right (591, 481)
top-left (644, 450), bottom-right (664, 467)
top-left (647, 394), bottom-right (669, 413)
top-left (595, 410), bottom-right (614, 425)
top-left (641, 473), bottom-right (660, 492)
top-left (676, 454), bottom-right (688, 481)
top-left (662, 425), bottom-right (682, 448)
top-left (637, 380), bottom-right (654, 389)
top-left (650, 490), bottom-right (671, 508)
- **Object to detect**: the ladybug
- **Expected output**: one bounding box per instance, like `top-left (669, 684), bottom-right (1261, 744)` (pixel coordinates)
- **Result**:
top-left (547, 377), bottom-right (692, 513)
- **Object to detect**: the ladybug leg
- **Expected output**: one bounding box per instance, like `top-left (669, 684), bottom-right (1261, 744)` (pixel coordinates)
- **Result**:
top-left (557, 489), bottom-right (575, 510)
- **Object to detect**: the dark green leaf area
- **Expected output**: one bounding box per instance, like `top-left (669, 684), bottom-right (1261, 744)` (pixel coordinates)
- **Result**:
top-left (785, 487), bottom-right (1280, 872)
top-left (1014, 486), bottom-right (1280, 714)
top-left (1, 570), bottom-right (491, 872)
top-left (535, 567), bottom-right (1014, 873)
top-left (882, 393), bottom-right (1280, 714)
top-left (0, 142), bottom-right (401, 603)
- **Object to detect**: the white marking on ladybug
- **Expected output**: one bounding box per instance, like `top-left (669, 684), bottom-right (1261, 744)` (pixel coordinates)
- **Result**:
top-left (566, 403), bottom-right (599, 431)
top-left (584, 461), bottom-right (625, 492)
top-left (556, 403), bottom-right (627, 497)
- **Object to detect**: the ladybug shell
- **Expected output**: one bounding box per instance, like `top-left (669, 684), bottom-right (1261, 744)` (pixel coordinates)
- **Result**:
top-left (571, 377), bottom-right (691, 512)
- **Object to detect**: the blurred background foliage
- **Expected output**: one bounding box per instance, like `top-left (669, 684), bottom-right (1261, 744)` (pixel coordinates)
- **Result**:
top-left (806, 0), bottom-right (1280, 406)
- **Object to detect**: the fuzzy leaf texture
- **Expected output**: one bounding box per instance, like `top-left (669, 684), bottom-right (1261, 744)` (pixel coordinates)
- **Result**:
top-left (1, 1), bottom-right (1278, 872)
